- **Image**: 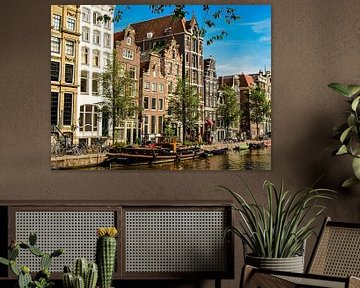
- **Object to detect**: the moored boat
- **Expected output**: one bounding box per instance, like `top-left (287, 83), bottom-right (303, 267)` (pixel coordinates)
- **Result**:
top-left (102, 146), bottom-right (202, 166)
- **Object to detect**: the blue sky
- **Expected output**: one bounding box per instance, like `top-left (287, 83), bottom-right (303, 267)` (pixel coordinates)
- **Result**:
top-left (114, 5), bottom-right (271, 76)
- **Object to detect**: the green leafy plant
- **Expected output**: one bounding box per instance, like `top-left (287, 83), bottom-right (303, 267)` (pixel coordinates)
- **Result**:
top-left (0, 232), bottom-right (63, 288)
top-left (328, 83), bottom-right (360, 187)
top-left (223, 180), bottom-right (335, 258)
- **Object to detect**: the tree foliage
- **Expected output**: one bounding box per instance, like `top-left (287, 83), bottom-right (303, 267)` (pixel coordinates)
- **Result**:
top-left (168, 79), bottom-right (200, 142)
top-left (100, 50), bottom-right (140, 144)
top-left (249, 87), bottom-right (271, 138)
top-left (328, 82), bottom-right (360, 187)
top-left (217, 86), bottom-right (240, 137)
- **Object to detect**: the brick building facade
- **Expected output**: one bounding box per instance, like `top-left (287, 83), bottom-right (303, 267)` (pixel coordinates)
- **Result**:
top-left (114, 26), bottom-right (141, 144)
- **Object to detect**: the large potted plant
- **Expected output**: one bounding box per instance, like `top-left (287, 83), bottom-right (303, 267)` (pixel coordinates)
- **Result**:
top-left (328, 83), bottom-right (360, 187)
top-left (223, 180), bottom-right (334, 273)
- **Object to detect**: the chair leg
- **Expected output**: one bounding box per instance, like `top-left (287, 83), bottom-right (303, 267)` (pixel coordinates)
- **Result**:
top-left (240, 265), bottom-right (255, 288)
top-left (240, 265), bottom-right (296, 288)
top-left (215, 278), bottom-right (221, 288)
top-left (349, 276), bottom-right (360, 288)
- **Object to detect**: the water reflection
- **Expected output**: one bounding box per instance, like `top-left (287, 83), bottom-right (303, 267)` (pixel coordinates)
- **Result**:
top-left (90, 148), bottom-right (271, 171)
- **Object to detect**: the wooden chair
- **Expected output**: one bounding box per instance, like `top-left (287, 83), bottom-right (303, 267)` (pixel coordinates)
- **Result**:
top-left (241, 217), bottom-right (360, 288)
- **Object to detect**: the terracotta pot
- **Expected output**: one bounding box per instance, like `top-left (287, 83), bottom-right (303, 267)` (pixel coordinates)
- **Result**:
top-left (245, 254), bottom-right (305, 273)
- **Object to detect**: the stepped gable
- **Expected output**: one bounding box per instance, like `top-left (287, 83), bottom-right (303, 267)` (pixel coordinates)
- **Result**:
top-left (129, 14), bottom-right (186, 42)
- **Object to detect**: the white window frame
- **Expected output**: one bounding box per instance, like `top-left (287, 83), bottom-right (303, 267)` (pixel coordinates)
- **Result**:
top-left (93, 50), bottom-right (100, 67)
top-left (104, 33), bottom-right (111, 48)
top-left (81, 47), bottom-right (89, 65)
top-left (126, 36), bottom-right (132, 45)
top-left (53, 14), bottom-right (61, 31)
top-left (93, 12), bottom-right (101, 26)
top-left (92, 72), bottom-right (100, 95)
top-left (103, 52), bottom-right (110, 67)
top-left (151, 83), bottom-right (157, 92)
top-left (143, 96), bottom-right (149, 110)
top-left (67, 17), bottom-right (76, 32)
top-left (93, 30), bottom-right (100, 45)
top-left (159, 83), bottom-right (164, 92)
top-left (82, 8), bottom-right (90, 23)
top-left (104, 19), bottom-right (111, 29)
top-left (123, 48), bottom-right (134, 60)
top-left (158, 98), bottom-right (164, 111)
top-left (151, 98), bottom-right (157, 110)
top-left (82, 26), bottom-right (90, 42)
top-left (80, 71), bottom-right (88, 93)
top-left (65, 40), bottom-right (75, 56)
top-left (51, 37), bottom-right (60, 54)
top-left (64, 63), bottom-right (74, 84)
top-left (144, 82), bottom-right (150, 90)
top-left (51, 61), bottom-right (60, 82)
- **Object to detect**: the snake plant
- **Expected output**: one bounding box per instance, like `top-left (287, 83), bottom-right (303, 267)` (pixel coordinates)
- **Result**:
top-left (223, 180), bottom-right (335, 258)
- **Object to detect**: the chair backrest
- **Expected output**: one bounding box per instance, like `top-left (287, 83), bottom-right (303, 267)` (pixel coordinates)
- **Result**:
top-left (307, 217), bottom-right (360, 278)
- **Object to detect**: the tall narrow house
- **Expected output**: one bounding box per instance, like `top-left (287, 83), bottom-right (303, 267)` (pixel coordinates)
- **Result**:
top-left (77, 5), bottom-right (114, 146)
top-left (114, 26), bottom-right (141, 144)
top-left (51, 5), bottom-right (81, 144)
top-left (203, 57), bottom-right (218, 143)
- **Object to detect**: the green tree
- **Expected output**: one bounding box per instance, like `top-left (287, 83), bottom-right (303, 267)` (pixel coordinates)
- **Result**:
top-left (168, 79), bottom-right (200, 143)
top-left (217, 86), bottom-right (240, 138)
top-left (249, 87), bottom-right (271, 139)
top-left (100, 50), bottom-right (140, 144)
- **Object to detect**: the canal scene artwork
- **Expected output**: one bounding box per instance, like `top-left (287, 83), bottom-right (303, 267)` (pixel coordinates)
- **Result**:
top-left (51, 4), bottom-right (271, 170)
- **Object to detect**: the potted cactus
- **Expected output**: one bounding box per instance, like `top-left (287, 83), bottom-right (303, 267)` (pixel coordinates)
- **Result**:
top-left (62, 258), bottom-right (98, 288)
top-left (0, 232), bottom-right (63, 288)
top-left (96, 227), bottom-right (118, 288)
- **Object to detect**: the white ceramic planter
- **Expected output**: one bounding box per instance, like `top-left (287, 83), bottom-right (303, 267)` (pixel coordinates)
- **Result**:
top-left (245, 254), bottom-right (305, 273)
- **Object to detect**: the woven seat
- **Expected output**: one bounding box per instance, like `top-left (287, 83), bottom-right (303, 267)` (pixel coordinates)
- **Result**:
top-left (241, 217), bottom-right (360, 288)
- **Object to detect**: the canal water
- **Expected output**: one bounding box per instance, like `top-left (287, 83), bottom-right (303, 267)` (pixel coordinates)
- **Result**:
top-left (89, 148), bottom-right (271, 171)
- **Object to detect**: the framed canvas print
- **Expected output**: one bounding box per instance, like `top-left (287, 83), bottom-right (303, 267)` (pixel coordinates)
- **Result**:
top-left (50, 4), bottom-right (271, 170)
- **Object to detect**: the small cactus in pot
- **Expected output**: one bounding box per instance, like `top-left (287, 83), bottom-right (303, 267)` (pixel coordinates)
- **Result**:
top-left (62, 259), bottom-right (98, 288)
top-left (96, 227), bottom-right (118, 288)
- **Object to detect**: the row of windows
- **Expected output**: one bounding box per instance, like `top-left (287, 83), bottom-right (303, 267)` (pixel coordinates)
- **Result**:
top-left (80, 70), bottom-right (137, 97)
top-left (51, 94), bottom-right (99, 133)
top-left (143, 97), bottom-right (164, 111)
top-left (144, 82), bottom-right (164, 93)
top-left (51, 92), bottom-right (73, 126)
top-left (143, 115), bottom-right (164, 135)
top-left (81, 47), bottom-right (110, 67)
top-left (123, 48), bottom-right (134, 60)
top-left (51, 37), bottom-right (75, 56)
top-left (52, 14), bottom-right (76, 32)
top-left (80, 71), bottom-right (100, 95)
top-left (51, 61), bottom-right (74, 84)
top-left (145, 81), bottom-right (177, 94)
top-left (81, 27), bottom-right (111, 47)
top-left (81, 9), bottom-right (111, 29)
